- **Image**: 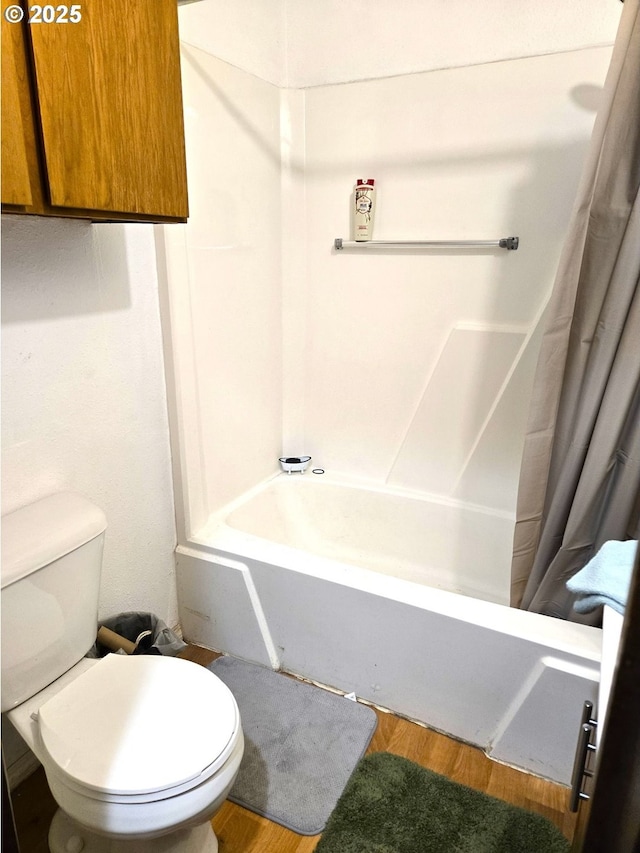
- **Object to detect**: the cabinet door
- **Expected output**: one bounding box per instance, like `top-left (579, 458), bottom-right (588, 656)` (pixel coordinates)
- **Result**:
top-left (26, 0), bottom-right (188, 220)
top-left (1, 0), bottom-right (34, 206)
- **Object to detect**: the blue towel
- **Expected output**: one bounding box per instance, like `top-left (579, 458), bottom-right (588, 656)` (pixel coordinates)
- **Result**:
top-left (566, 539), bottom-right (638, 615)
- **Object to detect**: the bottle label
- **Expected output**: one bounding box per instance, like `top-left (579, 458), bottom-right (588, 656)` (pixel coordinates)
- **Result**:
top-left (355, 190), bottom-right (373, 220)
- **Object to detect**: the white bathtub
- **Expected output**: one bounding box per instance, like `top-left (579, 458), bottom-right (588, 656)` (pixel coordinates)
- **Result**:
top-left (177, 473), bottom-right (602, 784)
top-left (220, 474), bottom-right (513, 604)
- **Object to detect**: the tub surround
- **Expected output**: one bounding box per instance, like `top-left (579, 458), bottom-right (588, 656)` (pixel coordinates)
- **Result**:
top-left (164, 7), bottom-right (613, 792)
top-left (162, 45), bottom-right (613, 540)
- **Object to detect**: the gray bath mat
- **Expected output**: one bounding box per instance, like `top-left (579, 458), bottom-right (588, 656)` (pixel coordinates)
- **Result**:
top-left (208, 656), bottom-right (377, 835)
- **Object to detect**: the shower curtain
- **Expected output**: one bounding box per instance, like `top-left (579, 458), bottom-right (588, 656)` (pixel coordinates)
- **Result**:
top-left (510, 0), bottom-right (640, 624)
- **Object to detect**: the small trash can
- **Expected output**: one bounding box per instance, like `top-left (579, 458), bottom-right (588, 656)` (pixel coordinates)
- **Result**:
top-left (91, 611), bottom-right (187, 658)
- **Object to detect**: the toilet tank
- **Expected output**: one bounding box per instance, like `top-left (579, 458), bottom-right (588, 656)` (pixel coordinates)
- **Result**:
top-left (1, 492), bottom-right (107, 712)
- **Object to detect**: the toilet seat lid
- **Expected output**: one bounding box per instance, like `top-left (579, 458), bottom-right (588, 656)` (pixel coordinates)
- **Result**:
top-left (38, 654), bottom-right (239, 796)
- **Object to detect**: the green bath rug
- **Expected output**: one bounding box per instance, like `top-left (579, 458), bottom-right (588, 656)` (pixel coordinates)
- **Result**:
top-left (314, 752), bottom-right (570, 853)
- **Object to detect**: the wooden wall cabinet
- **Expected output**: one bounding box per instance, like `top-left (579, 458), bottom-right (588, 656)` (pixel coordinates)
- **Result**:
top-left (1, 0), bottom-right (189, 222)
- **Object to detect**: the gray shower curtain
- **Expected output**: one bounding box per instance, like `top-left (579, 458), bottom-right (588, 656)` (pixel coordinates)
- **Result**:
top-left (510, 0), bottom-right (640, 624)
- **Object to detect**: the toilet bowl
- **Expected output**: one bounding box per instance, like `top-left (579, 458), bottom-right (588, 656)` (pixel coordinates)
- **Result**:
top-left (1, 492), bottom-right (244, 853)
top-left (8, 652), bottom-right (244, 853)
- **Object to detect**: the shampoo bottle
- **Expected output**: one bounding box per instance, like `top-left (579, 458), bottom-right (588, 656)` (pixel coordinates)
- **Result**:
top-left (353, 179), bottom-right (376, 241)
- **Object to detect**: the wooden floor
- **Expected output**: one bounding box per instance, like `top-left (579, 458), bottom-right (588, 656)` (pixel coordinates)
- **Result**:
top-left (10, 645), bottom-right (577, 852)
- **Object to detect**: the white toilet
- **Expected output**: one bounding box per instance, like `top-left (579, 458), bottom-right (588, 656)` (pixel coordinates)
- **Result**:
top-left (1, 492), bottom-right (244, 853)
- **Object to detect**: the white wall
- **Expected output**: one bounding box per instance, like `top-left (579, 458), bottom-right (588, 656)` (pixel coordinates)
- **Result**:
top-left (1, 216), bottom-right (178, 625)
top-left (177, 0), bottom-right (621, 88)
top-left (178, 0), bottom-right (285, 86)
top-left (283, 0), bottom-right (621, 87)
